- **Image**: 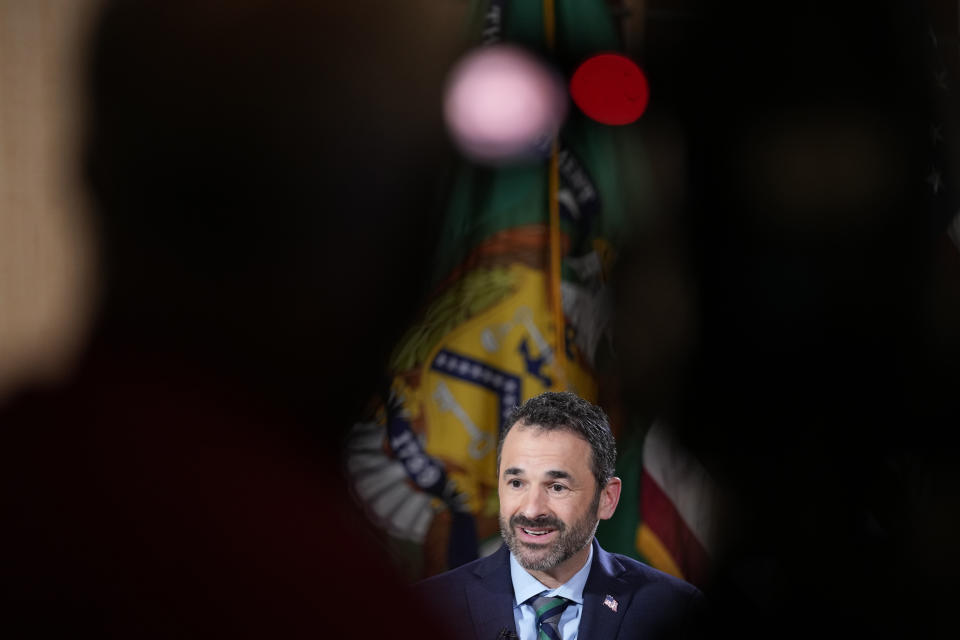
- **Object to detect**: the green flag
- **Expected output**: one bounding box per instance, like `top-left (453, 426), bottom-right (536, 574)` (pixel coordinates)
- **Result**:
top-left (344, 0), bottom-right (656, 580)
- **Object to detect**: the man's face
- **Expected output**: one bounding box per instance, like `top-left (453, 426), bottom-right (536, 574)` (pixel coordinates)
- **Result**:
top-left (498, 424), bottom-right (617, 575)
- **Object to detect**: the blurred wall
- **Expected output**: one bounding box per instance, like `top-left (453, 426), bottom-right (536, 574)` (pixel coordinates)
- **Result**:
top-left (0, 0), bottom-right (98, 399)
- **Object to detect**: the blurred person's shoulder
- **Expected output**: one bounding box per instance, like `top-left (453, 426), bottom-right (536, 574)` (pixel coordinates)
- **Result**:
top-left (0, 345), bottom-right (451, 637)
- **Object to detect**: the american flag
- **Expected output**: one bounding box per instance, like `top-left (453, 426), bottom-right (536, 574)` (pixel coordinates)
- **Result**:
top-left (603, 594), bottom-right (619, 612)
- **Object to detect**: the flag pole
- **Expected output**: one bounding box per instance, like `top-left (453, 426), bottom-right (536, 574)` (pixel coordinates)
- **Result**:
top-left (543, 0), bottom-right (567, 387)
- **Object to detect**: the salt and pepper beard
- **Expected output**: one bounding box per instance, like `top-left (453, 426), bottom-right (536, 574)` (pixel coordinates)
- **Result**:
top-left (499, 489), bottom-right (601, 572)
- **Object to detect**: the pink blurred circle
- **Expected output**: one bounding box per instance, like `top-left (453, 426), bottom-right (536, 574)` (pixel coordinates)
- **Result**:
top-left (443, 45), bottom-right (568, 164)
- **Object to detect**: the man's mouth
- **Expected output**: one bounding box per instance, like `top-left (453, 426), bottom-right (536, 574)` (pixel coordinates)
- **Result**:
top-left (516, 525), bottom-right (558, 543)
top-left (509, 516), bottom-right (563, 544)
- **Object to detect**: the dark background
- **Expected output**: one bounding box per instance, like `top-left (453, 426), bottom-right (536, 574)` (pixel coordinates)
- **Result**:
top-left (614, 1), bottom-right (960, 637)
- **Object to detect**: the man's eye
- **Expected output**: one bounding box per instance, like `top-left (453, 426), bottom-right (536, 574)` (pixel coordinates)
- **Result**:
top-left (509, 479), bottom-right (522, 488)
top-left (550, 484), bottom-right (567, 493)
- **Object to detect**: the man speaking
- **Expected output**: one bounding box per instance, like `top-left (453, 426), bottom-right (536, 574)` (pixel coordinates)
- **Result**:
top-left (414, 391), bottom-right (703, 639)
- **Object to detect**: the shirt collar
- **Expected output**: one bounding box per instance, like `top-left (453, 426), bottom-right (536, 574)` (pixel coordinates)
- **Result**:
top-left (509, 541), bottom-right (594, 606)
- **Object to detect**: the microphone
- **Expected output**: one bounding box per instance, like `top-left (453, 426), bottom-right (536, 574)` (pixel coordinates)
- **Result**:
top-left (496, 629), bottom-right (518, 640)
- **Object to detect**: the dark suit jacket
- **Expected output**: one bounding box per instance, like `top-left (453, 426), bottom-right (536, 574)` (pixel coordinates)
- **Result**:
top-left (413, 539), bottom-right (705, 640)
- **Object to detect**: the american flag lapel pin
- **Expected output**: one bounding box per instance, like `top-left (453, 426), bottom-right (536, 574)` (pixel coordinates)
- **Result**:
top-left (603, 595), bottom-right (618, 612)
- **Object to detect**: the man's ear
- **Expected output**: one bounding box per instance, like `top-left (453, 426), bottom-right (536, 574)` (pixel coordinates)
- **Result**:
top-left (597, 476), bottom-right (622, 520)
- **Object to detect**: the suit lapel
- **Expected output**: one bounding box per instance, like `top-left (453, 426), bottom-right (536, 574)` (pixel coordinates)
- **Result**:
top-left (579, 539), bottom-right (635, 640)
top-left (465, 545), bottom-right (518, 640)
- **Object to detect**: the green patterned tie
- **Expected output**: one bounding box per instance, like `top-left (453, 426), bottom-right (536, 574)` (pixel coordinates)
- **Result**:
top-left (528, 594), bottom-right (571, 640)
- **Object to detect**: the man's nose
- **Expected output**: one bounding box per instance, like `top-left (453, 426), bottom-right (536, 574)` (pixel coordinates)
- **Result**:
top-left (519, 487), bottom-right (548, 519)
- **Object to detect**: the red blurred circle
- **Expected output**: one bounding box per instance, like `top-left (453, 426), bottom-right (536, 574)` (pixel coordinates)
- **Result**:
top-left (570, 53), bottom-right (649, 125)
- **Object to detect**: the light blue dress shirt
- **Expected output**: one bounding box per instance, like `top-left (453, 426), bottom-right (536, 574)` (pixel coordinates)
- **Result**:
top-left (509, 543), bottom-right (593, 640)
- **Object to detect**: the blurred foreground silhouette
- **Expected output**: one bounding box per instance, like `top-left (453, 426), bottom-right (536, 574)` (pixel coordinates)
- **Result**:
top-left (0, 0), bottom-right (466, 636)
top-left (614, 1), bottom-right (960, 638)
